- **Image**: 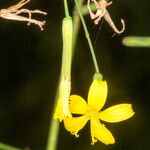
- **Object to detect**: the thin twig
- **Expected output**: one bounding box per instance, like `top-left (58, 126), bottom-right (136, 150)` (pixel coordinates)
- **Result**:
top-left (0, 0), bottom-right (47, 30)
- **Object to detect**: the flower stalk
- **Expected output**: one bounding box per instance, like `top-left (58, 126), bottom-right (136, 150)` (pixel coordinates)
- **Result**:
top-left (74, 0), bottom-right (100, 73)
top-left (63, 0), bottom-right (70, 17)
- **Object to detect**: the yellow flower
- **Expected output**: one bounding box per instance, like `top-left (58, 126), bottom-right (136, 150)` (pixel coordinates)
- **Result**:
top-left (54, 77), bottom-right (72, 121)
top-left (64, 79), bottom-right (134, 145)
top-left (54, 17), bottom-right (73, 121)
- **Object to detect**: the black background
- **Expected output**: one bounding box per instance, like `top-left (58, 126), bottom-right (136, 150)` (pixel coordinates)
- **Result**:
top-left (0, 0), bottom-right (149, 150)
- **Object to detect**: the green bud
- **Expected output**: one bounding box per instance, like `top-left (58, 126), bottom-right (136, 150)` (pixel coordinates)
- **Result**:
top-left (122, 36), bottom-right (150, 47)
top-left (55, 17), bottom-right (73, 120)
top-left (62, 17), bottom-right (73, 78)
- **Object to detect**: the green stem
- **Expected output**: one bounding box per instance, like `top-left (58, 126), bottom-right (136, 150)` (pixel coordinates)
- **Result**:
top-left (72, 1), bottom-right (98, 54)
top-left (46, 80), bottom-right (60, 150)
top-left (0, 143), bottom-right (22, 150)
top-left (63, 0), bottom-right (70, 17)
top-left (74, 0), bottom-right (100, 73)
top-left (72, 0), bottom-right (84, 52)
top-left (46, 116), bottom-right (60, 150)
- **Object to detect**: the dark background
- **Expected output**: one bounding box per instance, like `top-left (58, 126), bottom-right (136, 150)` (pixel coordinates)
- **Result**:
top-left (0, 0), bottom-right (149, 149)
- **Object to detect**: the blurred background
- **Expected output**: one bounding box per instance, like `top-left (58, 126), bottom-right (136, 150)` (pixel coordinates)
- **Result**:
top-left (0, 0), bottom-right (149, 149)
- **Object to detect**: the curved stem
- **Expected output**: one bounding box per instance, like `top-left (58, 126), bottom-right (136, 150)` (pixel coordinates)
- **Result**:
top-left (63, 0), bottom-right (70, 17)
top-left (74, 0), bottom-right (100, 73)
top-left (72, 0), bottom-right (84, 52)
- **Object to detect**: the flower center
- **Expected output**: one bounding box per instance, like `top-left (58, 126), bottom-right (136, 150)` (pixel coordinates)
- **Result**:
top-left (86, 107), bottom-right (99, 119)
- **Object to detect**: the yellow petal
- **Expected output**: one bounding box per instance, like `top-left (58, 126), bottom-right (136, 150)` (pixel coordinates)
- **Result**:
top-left (64, 116), bottom-right (88, 137)
top-left (59, 78), bottom-right (72, 118)
top-left (54, 99), bottom-right (64, 122)
top-left (99, 104), bottom-right (135, 123)
top-left (88, 79), bottom-right (107, 111)
top-left (69, 95), bottom-right (88, 114)
top-left (90, 118), bottom-right (115, 145)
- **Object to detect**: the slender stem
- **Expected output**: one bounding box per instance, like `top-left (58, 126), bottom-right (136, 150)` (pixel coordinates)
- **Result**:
top-left (46, 85), bottom-right (60, 150)
top-left (46, 116), bottom-right (60, 150)
top-left (74, 0), bottom-right (100, 73)
top-left (63, 0), bottom-right (70, 17)
top-left (72, 0), bottom-right (84, 52)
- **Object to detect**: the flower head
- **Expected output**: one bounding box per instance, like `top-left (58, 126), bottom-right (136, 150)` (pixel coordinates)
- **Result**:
top-left (54, 17), bottom-right (73, 121)
top-left (64, 79), bottom-right (134, 145)
top-left (54, 77), bottom-right (72, 121)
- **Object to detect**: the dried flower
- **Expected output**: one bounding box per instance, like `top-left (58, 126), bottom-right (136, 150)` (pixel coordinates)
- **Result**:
top-left (0, 0), bottom-right (47, 30)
